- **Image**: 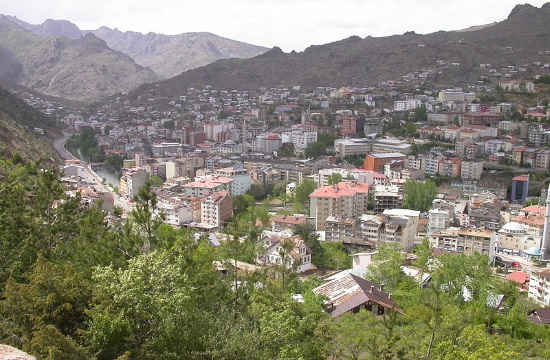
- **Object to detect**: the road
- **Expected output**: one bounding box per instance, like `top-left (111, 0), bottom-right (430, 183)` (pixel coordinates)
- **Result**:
top-left (53, 133), bottom-right (134, 213)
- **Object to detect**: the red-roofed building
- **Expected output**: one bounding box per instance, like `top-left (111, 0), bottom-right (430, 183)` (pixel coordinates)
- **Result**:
top-left (182, 175), bottom-right (235, 197)
top-left (272, 214), bottom-right (307, 231)
top-left (310, 181), bottom-right (369, 231)
top-left (506, 271), bottom-right (530, 290)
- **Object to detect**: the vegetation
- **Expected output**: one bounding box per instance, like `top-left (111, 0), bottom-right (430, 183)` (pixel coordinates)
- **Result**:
top-left (402, 178), bottom-right (437, 212)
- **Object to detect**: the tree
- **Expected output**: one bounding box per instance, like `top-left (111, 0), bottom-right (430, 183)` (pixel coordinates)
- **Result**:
top-left (414, 105), bottom-right (427, 121)
top-left (129, 179), bottom-right (165, 250)
top-left (1, 256), bottom-right (91, 357)
top-left (434, 325), bottom-right (520, 359)
top-left (327, 173), bottom-right (342, 185)
top-left (304, 141), bottom-right (327, 158)
top-left (86, 251), bottom-right (196, 359)
top-left (403, 179), bottom-right (437, 212)
top-left (294, 179), bottom-right (316, 207)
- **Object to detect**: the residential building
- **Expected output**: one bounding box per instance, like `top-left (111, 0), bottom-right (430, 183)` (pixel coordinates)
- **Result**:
top-left (154, 201), bottom-right (193, 227)
top-left (468, 207), bottom-right (501, 230)
top-left (372, 185), bottom-right (403, 213)
top-left (360, 211), bottom-right (418, 250)
top-left (438, 91), bottom-right (476, 103)
top-left (325, 215), bottom-right (358, 243)
top-left (529, 269), bottom-right (550, 306)
top-left (182, 175), bottom-right (235, 197)
top-left (461, 160), bottom-right (484, 180)
top-left (214, 167), bottom-right (251, 195)
top-left (254, 134), bottom-right (282, 154)
top-left (463, 113), bottom-right (501, 127)
top-left (271, 214), bottom-right (307, 231)
top-left (257, 233), bottom-right (312, 273)
top-left (119, 167), bottom-right (149, 199)
top-left (199, 190), bottom-right (233, 229)
top-left (458, 228), bottom-right (496, 255)
top-left (310, 181), bottom-right (369, 231)
top-left (438, 157), bottom-right (462, 177)
top-left (313, 272), bottom-right (404, 317)
top-left (499, 80), bottom-right (535, 93)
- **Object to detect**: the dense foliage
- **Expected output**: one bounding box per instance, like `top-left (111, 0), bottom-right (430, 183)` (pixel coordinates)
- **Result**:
top-left (0, 157), bottom-right (549, 359)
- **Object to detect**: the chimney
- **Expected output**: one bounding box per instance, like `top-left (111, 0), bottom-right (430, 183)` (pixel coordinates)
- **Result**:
top-left (370, 285), bottom-right (374, 292)
top-left (388, 293), bottom-right (392, 299)
top-left (379, 284), bottom-right (384, 291)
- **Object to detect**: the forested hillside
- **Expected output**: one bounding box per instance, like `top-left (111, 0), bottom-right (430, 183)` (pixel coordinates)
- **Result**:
top-left (0, 158), bottom-right (550, 359)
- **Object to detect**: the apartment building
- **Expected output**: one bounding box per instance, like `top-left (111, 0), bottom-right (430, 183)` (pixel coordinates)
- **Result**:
top-left (310, 181), bottom-right (369, 231)
top-left (119, 167), bottom-right (149, 199)
top-left (214, 167), bottom-right (251, 195)
top-left (182, 175), bottom-right (235, 197)
top-left (199, 190), bottom-right (233, 229)
top-left (431, 227), bottom-right (495, 256)
top-left (359, 212), bottom-right (417, 250)
top-left (461, 160), bottom-right (484, 180)
top-left (529, 269), bottom-right (550, 306)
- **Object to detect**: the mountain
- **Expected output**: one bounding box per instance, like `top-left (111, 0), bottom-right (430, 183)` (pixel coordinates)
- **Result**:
top-left (123, 3), bottom-right (550, 96)
top-left (5, 16), bottom-right (269, 79)
top-left (0, 15), bottom-right (160, 101)
top-left (88, 28), bottom-right (269, 79)
top-left (0, 84), bottom-right (60, 163)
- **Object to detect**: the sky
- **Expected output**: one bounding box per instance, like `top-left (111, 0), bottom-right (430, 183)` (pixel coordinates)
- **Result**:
top-left (1, 0), bottom-right (548, 52)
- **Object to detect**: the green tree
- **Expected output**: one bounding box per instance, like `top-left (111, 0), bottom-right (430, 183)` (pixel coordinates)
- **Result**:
top-left (403, 179), bottom-right (437, 212)
top-left (327, 173), bottom-right (343, 185)
top-left (130, 179), bottom-right (165, 250)
top-left (304, 141), bottom-right (327, 158)
top-left (294, 179), bottom-right (316, 207)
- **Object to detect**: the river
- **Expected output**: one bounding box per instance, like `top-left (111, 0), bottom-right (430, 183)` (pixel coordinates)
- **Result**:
top-left (93, 167), bottom-right (120, 188)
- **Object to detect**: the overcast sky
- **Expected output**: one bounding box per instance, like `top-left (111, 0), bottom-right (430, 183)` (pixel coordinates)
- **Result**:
top-left (1, 0), bottom-right (547, 52)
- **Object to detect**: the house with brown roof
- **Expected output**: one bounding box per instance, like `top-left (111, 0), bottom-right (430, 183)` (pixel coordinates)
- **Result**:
top-left (313, 272), bottom-right (403, 317)
top-left (272, 214), bottom-right (307, 231)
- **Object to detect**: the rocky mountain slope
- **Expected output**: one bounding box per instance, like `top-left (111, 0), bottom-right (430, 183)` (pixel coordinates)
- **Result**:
top-left (88, 28), bottom-right (269, 79)
top-left (5, 16), bottom-right (269, 79)
top-left (124, 3), bottom-right (550, 97)
top-left (0, 85), bottom-right (60, 163)
top-left (0, 15), bottom-right (160, 101)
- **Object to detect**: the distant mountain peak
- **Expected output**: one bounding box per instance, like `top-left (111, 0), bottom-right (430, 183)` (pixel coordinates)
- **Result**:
top-left (508, 2), bottom-right (549, 20)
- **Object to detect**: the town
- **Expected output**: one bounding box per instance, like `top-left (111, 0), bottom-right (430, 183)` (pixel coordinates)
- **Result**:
top-left (12, 58), bottom-right (548, 312)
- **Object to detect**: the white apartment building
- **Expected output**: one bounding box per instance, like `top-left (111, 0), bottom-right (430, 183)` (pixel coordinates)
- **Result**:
top-left (359, 212), bottom-right (417, 250)
top-left (461, 160), bottom-right (484, 180)
top-left (154, 202), bottom-right (193, 227)
top-left (119, 167), bottom-right (149, 199)
top-left (214, 167), bottom-right (251, 195)
top-left (293, 130), bottom-right (318, 155)
top-left (393, 99), bottom-right (422, 111)
top-left (529, 269), bottom-right (550, 306)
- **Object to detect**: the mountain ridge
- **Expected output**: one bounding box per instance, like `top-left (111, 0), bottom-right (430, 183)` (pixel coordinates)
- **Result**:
top-left (3, 16), bottom-right (269, 79)
top-left (118, 2), bottom-right (550, 99)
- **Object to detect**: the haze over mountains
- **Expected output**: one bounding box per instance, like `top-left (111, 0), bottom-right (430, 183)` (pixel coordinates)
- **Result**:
top-left (0, 3), bottom-right (549, 103)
